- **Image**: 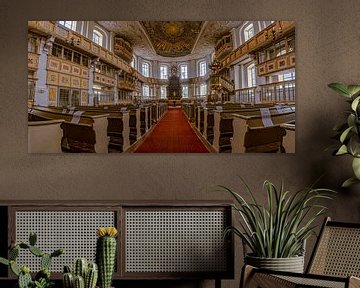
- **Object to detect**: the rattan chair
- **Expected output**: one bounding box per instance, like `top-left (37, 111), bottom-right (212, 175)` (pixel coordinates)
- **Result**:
top-left (241, 217), bottom-right (360, 288)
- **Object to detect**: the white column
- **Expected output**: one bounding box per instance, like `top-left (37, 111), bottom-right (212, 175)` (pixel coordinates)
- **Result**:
top-left (88, 63), bottom-right (95, 105)
top-left (233, 65), bottom-right (240, 90)
top-left (34, 38), bottom-right (51, 107)
top-left (114, 73), bottom-right (119, 104)
top-left (239, 65), bottom-right (244, 88)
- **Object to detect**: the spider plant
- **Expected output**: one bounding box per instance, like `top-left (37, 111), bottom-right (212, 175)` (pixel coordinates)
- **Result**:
top-left (328, 83), bottom-right (360, 187)
top-left (220, 179), bottom-right (335, 258)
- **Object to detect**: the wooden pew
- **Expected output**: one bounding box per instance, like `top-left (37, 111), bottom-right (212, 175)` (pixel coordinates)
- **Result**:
top-left (107, 113), bottom-right (130, 152)
top-left (60, 122), bottom-right (96, 153)
top-left (139, 106), bottom-right (149, 136)
top-left (28, 117), bottom-right (64, 153)
top-left (231, 109), bottom-right (295, 153)
top-left (34, 106), bottom-right (131, 152)
top-left (244, 125), bottom-right (287, 152)
top-left (213, 106), bottom-right (294, 152)
top-left (68, 105), bottom-right (138, 149)
top-left (196, 104), bottom-right (216, 133)
top-left (28, 107), bottom-right (109, 153)
top-left (203, 108), bottom-right (215, 144)
top-left (201, 103), bottom-right (274, 140)
top-left (280, 121), bottom-right (295, 153)
top-left (203, 104), bottom-right (251, 143)
top-left (182, 102), bottom-right (196, 123)
top-left (151, 103), bottom-right (158, 123)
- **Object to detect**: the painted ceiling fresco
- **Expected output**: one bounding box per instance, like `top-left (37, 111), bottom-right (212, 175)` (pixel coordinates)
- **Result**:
top-left (139, 21), bottom-right (203, 57)
top-left (98, 21), bottom-right (243, 61)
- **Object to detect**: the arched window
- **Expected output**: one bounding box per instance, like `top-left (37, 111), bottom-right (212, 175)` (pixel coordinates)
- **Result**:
top-left (198, 60), bottom-right (207, 77)
top-left (278, 72), bottom-right (295, 81)
top-left (247, 63), bottom-right (256, 87)
top-left (93, 30), bottom-right (103, 46)
top-left (92, 26), bottom-right (108, 48)
top-left (180, 64), bottom-right (188, 79)
top-left (58, 21), bottom-right (77, 31)
top-left (200, 84), bottom-right (207, 96)
top-left (160, 64), bottom-right (168, 79)
top-left (143, 85), bottom-right (150, 97)
top-left (160, 86), bottom-right (167, 98)
top-left (142, 62), bottom-right (150, 77)
top-left (244, 23), bottom-right (254, 42)
top-left (182, 85), bottom-right (189, 98)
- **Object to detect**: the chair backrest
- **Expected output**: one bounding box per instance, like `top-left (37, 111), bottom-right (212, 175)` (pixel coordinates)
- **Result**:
top-left (307, 217), bottom-right (360, 277)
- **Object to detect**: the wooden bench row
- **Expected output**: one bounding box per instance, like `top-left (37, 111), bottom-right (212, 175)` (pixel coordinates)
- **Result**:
top-left (182, 103), bottom-right (295, 153)
top-left (28, 103), bottom-right (168, 153)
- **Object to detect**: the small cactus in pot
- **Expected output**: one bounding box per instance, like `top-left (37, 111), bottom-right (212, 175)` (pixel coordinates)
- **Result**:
top-left (62, 259), bottom-right (98, 288)
top-left (96, 227), bottom-right (118, 288)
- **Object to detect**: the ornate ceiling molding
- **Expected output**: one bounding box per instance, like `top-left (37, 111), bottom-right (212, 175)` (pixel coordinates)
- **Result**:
top-left (98, 21), bottom-right (244, 62)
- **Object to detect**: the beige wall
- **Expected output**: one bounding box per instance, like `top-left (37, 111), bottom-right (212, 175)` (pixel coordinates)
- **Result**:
top-left (1, 0), bottom-right (360, 287)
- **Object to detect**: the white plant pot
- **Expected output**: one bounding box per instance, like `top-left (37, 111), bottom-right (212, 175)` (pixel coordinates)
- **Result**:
top-left (245, 254), bottom-right (305, 273)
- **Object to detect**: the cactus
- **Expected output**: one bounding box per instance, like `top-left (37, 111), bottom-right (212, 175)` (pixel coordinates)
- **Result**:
top-left (63, 272), bottom-right (74, 288)
top-left (10, 260), bottom-right (20, 276)
top-left (0, 232), bottom-right (63, 288)
top-left (29, 232), bottom-right (37, 246)
top-left (9, 246), bottom-right (19, 260)
top-left (85, 263), bottom-right (98, 288)
top-left (63, 259), bottom-right (98, 288)
top-left (18, 269), bottom-right (32, 288)
top-left (64, 265), bottom-right (72, 273)
top-left (41, 253), bottom-right (52, 270)
top-left (96, 227), bottom-right (118, 288)
top-left (29, 245), bottom-right (44, 257)
top-left (74, 258), bottom-right (87, 279)
top-left (73, 275), bottom-right (85, 288)
top-left (51, 248), bottom-right (64, 258)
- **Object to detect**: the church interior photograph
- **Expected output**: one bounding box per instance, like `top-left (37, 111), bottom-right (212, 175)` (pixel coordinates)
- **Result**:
top-left (1, 0), bottom-right (360, 288)
top-left (27, 20), bottom-right (296, 153)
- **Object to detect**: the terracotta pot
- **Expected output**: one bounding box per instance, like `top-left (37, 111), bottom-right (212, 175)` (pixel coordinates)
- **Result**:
top-left (245, 254), bottom-right (305, 273)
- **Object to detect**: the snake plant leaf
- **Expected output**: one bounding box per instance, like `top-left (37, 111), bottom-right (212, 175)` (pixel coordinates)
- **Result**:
top-left (351, 96), bottom-right (360, 111)
top-left (336, 144), bottom-right (348, 155)
top-left (352, 157), bottom-right (360, 179)
top-left (328, 83), bottom-right (352, 97)
top-left (342, 177), bottom-right (360, 188)
top-left (340, 127), bottom-right (353, 143)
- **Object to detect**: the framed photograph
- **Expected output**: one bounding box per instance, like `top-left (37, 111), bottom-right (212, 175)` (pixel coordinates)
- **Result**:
top-left (27, 20), bottom-right (295, 153)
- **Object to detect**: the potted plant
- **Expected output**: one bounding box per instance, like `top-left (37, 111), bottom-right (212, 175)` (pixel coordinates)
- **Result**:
top-left (0, 232), bottom-right (63, 288)
top-left (219, 179), bottom-right (335, 273)
top-left (328, 83), bottom-right (360, 187)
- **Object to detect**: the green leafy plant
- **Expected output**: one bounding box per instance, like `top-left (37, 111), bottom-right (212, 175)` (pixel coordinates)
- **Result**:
top-left (328, 83), bottom-right (360, 187)
top-left (220, 179), bottom-right (335, 258)
top-left (0, 232), bottom-right (63, 288)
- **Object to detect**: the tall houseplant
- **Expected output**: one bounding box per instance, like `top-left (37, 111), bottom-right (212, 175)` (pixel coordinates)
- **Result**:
top-left (220, 179), bottom-right (335, 272)
top-left (328, 83), bottom-right (360, 187)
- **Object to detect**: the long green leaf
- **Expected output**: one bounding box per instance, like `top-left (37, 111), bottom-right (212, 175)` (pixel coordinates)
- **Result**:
top-left (328, 83), bottom-right (351, 97)
top-left (351, 96), bottom-right (360, 111)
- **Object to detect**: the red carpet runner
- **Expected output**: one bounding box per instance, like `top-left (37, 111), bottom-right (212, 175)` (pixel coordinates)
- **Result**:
top-left (134, 107), bottom-right (209, 153)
